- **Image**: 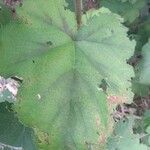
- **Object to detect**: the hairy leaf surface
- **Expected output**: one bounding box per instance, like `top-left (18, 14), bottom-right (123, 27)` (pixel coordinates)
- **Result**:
top-left (0, 0), bottom-right (135, 149)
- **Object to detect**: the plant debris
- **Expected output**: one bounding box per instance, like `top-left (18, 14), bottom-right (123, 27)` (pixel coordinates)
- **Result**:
top-left (112, 95), bottom-right (150, 122)
top-left (0, 76), bottom-right (20, 100)
top-left (3, 0), bottom-right (23, 14)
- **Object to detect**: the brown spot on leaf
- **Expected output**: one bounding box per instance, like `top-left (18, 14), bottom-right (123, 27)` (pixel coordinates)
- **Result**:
top-left (107, 95), bottom-right (127, 104)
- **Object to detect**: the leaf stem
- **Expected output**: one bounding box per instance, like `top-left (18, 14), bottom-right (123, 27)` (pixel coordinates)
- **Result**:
top-left (75, 0), bottom-right (82, 29)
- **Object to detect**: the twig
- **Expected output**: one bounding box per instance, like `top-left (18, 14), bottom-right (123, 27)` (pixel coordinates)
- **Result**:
top-left (0, 142), bottom-right (23, 150)
top-left (75, 0), bottom-right (82, 29)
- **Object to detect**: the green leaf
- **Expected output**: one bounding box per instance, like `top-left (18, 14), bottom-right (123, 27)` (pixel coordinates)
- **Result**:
top-left (119, 0), bottom-right (140, 4)
top-left (146, 126), bottom-right (150, 134)
top-left (132, 80), bottom-right (150, 96)
top-left (131, 20), bottom-right (150, 96)
top-left (132, 110), bottom-right (150, 134)
top-left (107, 118), bottom-right (148, 150)
top-left (135, 19), bottom-right (150, 52)
top-left (16, 0), bottom-right (77, 33)
top-left (101, 0), bottom-right (145, 24)
top-left (144, 110), bottom-right (150, 128)
top-left (0, 89), bottom-right (15, 103)
top-left (0, 0), bottom-right (135, 149)
top-left (0, 102), bottom-right (37, 150)
top-left (0, 3), bottom-right (13, 26)
top-left (138, 40), bottom-right (150, 84)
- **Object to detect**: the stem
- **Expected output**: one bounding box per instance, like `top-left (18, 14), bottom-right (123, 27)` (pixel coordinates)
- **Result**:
top-left (0, 142), bottom-right (23, 150)
top-left (75, 0), bottom-right (82, 29)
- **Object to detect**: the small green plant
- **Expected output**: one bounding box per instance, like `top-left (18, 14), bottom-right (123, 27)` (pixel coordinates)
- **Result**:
top-left (0, 0), bottom-right (149, 149)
